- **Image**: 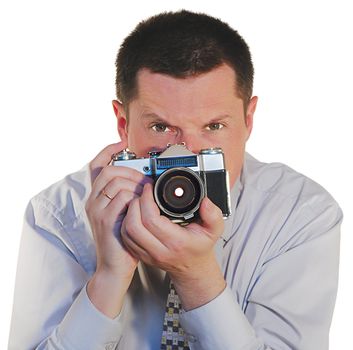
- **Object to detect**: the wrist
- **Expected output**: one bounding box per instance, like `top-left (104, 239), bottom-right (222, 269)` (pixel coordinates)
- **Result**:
top-left (87, 268), bottom-right (135, 319)
top-left (170, 255), bottom-right (226, 311)
top-left (96, 263), bottom-right (136, 283)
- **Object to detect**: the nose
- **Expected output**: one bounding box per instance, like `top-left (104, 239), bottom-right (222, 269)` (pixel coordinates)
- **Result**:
top-left (175, 131), bottom-right (204, 154)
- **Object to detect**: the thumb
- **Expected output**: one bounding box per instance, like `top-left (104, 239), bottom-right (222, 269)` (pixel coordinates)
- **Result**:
top-left (197, 197), bottom-right (224, 238)
top-left (89, 140), bottom-right (128, 184)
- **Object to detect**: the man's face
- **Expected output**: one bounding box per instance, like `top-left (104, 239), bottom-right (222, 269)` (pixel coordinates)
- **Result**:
top-left (114, 63), bottom-right (257, 188)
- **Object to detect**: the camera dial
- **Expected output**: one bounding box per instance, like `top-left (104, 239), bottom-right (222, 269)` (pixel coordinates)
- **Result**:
top-left (200, 147), bottom-right (222, 155)
top-left (111, 149), bottom-right (136, 161)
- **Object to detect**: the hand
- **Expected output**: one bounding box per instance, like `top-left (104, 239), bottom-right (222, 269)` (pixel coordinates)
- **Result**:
top-left (86, 141), bottom-right (152, 278)
top-left (85, 142), bottom-right (153, 318)
top-left (121, 183), bottom-right (226, 310)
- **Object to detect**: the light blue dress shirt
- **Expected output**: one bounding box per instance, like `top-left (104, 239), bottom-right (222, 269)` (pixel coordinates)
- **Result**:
top-left (8, 153), bottom-right (343, 350)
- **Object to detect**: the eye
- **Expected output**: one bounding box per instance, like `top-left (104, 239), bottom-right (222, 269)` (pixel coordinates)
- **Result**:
top-left (151, 123), bottom-right (171, 133)
top-left (205, 122), bottom-right (224, 131)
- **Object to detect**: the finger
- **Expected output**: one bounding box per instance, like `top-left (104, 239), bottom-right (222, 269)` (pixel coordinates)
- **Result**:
top-left (92, 165), bottom-right (150, 199)
top-left (89, 141), bottom-right (128, 184)
top-left (140, 183), bottom-right (160, 216)
top-left (103, 190), bottom-right (139, 218)
top-left (195, 197), bottom-right (224, 238)
top-left (120, 217), bottom-right (152, 263)
top-left (95, 177), bottom-right (144, 208)
top-left (139, 183), bottom-right (184, 242)
top-left (122, 198), bottom-right (168, 257)
top-left (101, 176), bottom-right (144, 199)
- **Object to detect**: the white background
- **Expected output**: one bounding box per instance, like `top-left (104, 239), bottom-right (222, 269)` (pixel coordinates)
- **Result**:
top-left (0, 0), bottom-right (352, 348)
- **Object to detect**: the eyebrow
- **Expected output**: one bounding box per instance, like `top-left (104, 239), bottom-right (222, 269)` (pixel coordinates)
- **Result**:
top-left (140, 112), bottom-right (233, 123)
top-left (140, 113), bottom-right (166, 121)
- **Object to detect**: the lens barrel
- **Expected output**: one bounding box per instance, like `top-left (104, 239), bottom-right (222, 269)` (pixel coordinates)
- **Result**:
top-left (154, 167), bottom-right (204, 220)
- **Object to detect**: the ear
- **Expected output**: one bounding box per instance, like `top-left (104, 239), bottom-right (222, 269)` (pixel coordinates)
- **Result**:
top-left (112, 100), bottom-right (128, 143)
top-left (244, 96), bottom-right (258, 141)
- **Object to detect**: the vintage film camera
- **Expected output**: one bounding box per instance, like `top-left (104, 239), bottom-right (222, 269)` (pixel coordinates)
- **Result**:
top-left (111, 143), bottom-right (231, 224)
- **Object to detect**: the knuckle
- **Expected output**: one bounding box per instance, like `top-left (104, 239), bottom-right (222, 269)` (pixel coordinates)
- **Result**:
top-left (151, 252), bottom-right (167, 266)
top-left (124, 190), bottom-right (137, 201)
top-left (115, 190), bottom-right (130, 204)
top-left (110, 175), bottom-right (124, 188)
top-left (99, 214), bottom-right (110, 227)
top-left (131, 197), bottom-right (140, 207)
top-left (100, 214), bottom-right (111, 227)
top-left (113, 197), bottom-right (130, 215)
top-left (97, 164), bottom-right (112, 178)
top-left (106, 192), bottom-right (134, 218)
top-left (98, 165), bottom-right (121, 183)
top-left (168, 239), bottom-right (184, 254)
top-left (125, 217), bottom-right (139, 235)
top-left (142, 215), bottom-right (159, 230)
top-left (85, 200), bottom-right (96, 218)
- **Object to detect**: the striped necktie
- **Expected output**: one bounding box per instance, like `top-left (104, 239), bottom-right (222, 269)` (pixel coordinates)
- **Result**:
top-left (160, 282), bottom-right (190, 350)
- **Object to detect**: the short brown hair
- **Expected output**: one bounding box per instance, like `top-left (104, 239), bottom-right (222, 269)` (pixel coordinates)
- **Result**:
top-left (115, 10), bottom-right (254, 109)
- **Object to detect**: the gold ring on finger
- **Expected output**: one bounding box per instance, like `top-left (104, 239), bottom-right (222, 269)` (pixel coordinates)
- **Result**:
top-left (102, 188), bottom-right (113, 200)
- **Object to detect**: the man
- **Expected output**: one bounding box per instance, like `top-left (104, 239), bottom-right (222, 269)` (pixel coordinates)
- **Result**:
top-left (9, 10), bottom-right (342, 350)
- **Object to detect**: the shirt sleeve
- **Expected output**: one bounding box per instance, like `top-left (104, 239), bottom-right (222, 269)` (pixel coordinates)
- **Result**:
top-left (179, 198), bottom-right (342, 350)
top-left (179, 286), bottom-right (264, 350)
top-left (8, 199), bottom-right (124, 350)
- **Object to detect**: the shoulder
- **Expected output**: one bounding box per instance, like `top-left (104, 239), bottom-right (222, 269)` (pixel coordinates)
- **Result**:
top-left (31, 164), bottom-right (91, 216)
top-left (238, 153), bottom-right (343, 246)
top-left (30, 164), bottom-right (92, 226)
top-left (25, 164), bottom-right (95, 272)
top-left (242, 153), bottom-right (340, 210)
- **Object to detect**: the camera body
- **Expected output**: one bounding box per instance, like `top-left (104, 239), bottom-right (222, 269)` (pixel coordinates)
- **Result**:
top-left (111, 144), bottom-right (231, 224)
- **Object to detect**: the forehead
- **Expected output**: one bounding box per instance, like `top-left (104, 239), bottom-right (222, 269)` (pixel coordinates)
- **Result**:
top-left (133, 64), bottom-right (242, 114)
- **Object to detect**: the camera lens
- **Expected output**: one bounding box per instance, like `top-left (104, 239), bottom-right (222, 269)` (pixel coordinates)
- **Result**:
top-left (163, 176), bottom-right (195, 210)
top-left (154, 168), bottom-right (204, 219)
